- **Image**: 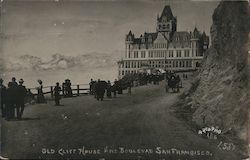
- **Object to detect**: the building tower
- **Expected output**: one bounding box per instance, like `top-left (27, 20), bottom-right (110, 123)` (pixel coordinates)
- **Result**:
top-left (125, 30), bottom-right (134, 58)
top-left (156, 5), bottom-right (177, 40)
top-left (191, 27), bottom-right (200, 57)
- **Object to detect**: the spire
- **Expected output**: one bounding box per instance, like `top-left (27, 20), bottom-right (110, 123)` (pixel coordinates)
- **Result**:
top-left (128, 30), bottom-right (132, 35)
top-left (159, 5), bottom-right (174, 21)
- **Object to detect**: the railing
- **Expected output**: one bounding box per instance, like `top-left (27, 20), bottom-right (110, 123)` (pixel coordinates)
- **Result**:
top-left (27, 84), bottom-right (90, 99)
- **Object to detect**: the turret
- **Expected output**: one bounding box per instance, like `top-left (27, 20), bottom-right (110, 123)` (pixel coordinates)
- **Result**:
top-left (191, 27), bottom-right (200, 39)
top-left (126, 30), bottom-right (134, 43)
top-left (191, 27), bottom-right (201, 56)
top-left (202, 31), bottom-right (209, 50)
top-left (125, 30), bottom-right (134, 58)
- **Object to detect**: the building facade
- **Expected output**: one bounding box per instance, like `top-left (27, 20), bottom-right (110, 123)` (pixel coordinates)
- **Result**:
top-left (118, 5), bottom-right (209, 78)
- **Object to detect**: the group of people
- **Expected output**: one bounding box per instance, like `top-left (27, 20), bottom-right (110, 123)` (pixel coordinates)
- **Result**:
top-left (0, 77), bottom-right (70, 120)
top-left (0, 77), bottom-right (27, 120)
top-left (89, 79), bottom-right (125, 101)
top-left (122, 72), bottom-right (164, 87)
top-left (62, 79), bottom-right (73, 97)
top-left (0, 72), bottom-right (184, 120)
top-left (88, 73), bottom-right (166, 101)
top-left (36, 79), bottom-right (72, 106)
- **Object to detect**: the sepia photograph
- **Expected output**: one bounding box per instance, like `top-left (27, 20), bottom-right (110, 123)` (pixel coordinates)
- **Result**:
top-left (0, 0), bottom-right (249, 159)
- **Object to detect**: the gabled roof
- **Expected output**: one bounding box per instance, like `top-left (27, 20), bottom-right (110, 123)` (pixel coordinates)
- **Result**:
top-left (170, 31), bottom-right (191, 48)
top-left (144, 32), bottom-right (158, 41)
top-left (172, 31), bottom-right (190, 42)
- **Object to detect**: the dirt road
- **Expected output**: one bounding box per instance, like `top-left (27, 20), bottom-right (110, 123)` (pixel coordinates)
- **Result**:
top-left (1, 81), bottom-right (240, 159)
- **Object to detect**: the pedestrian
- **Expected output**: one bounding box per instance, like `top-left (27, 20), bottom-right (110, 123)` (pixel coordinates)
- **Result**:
top-left (89, 79), bottom-right (94, 95)
top-left (16, 79), bottom-right (27, 119)
top-left (176, 75), bottom-right (181, 92)
top-left (36, 79), bottom-right (46, 103)
top-left (66, 79), bottom-right (73, 97)
top-left (54, 82), bottom-right (61, 106)
top-left (8, 78), bottom-right (18, 118)
top-left (92, 81), bottom-right (97, 98)
top-left (128, 81), bottom-right (132, 95)
top-left (5, 82), bottom-right (15, 121)
top-left (106, 80), bottom-right (112, 98)
top-left (0, 78), bottom-right (7, 118)
top-left (113, 79), bottom-right (119, 97)
top-left (10, 77), bottom-right (18, 87)
top-left (169, 75), bottom-right (176, 93)
top-left (165, 76), bottom-right (170, 93)
top-left (96, 79), bottom-right (106, 101)
top-left (117, 80), bottom-right (123, 94)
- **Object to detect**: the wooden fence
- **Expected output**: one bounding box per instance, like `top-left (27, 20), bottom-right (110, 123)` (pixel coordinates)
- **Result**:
top-left (28, 84), bottom-right (90, 99)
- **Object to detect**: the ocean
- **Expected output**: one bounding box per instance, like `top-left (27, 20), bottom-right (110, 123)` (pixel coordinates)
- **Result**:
top-left (1, 66), bottom-right (117, 89)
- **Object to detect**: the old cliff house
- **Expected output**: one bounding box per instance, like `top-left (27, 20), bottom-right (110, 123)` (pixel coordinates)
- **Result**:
top-left (118, 5), bottom-right (209, 78)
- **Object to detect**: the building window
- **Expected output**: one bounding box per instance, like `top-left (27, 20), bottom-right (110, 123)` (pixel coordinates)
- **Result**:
top-left (177, 50), bottom-right (182, 57)
top-left (128, 52), bottom-right (131, 58)
top-left (169, 50), bottom-right (173, 57)
top-left (134, 51), bottom-right (138, 58)
top-left (141, 51), bottom-right (146, 58)
top-left (196, 50), bottom-right (199, 56)
top-left (184, 50), bottom-right (190, 57)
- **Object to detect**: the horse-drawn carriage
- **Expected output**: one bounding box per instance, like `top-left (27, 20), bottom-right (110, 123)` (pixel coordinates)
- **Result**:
top-left (165, 74), bottom-right (182, 93)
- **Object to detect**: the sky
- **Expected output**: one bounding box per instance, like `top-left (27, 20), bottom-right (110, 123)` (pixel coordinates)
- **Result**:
top-left (0, 0), bottom-right (219, 59)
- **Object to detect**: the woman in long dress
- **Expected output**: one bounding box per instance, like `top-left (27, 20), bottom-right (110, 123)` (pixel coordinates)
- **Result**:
top-left (36, 80), bottom-right (46, 103)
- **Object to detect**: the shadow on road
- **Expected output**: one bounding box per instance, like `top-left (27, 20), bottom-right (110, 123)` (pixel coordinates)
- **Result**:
top-left (7, 117), bottom-right (41, 121)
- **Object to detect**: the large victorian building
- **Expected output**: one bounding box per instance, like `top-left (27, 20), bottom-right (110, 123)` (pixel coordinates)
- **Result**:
top-left (118, 5), bottom-right (209, 78)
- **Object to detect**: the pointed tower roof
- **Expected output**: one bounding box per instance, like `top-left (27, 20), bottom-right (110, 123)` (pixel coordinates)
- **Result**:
top-left (192, 27), bottom-right (200, 38)
top-left (128, 30), bottom-right (133, 35)
top-left (159, 5), bottom-right (174, 21)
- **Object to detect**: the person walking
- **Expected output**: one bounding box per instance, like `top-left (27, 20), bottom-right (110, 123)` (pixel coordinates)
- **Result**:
top-left (89, 79), bottom-right (94, 95)
top-left (16, 79), bottom-right (27, 119)
top-left (0, 78), bottom-right (6, 118)
top-left (96, 79), bottom-right (106, 101)
top-left (106, 80), bottom-right (112, 98)
top-left (54, 82), bottom-right (61, 106)
top-left (128, 81), bottom-right (132, 95)
top-left (36, 80), bottom-right (46, 103)
top-left (176, 75), bottom-right (181, 93)
top-left (5, 82), bottom-right (15, 121)
top-left (112, 79), bottom-right (118, 98)
top-left (8, 78), bottom-right (18, 118)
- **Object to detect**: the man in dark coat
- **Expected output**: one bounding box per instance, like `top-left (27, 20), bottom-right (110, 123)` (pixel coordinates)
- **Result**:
top-left (16, 79), bottom-right (27, 119)
top-left (175, 75), bottom-right (181, 92)
top-left (112, 79), bottom-right (118, 98)
top-left (54, 82), bottom-right (61, 106)
top-left (96, 79), bottom-right (107, 101)
top-left (117, 80), bottom-right (123, 94)
top-left (5, 82), bottom-right (16, 120)
top-left (10, 77), bottom-right (18, 87)
top-left (106, 80), bottom-right (112, 98)
top-left (89, 79), bottom-right (94, 95)
top-left (0, 78), bottom-right (6, 117)
top-left (8, 77), bottom-right (18, 118)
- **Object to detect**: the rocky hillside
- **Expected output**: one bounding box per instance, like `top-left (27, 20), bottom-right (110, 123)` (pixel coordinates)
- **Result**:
top-left (180, 1), bottom-right (249, 139)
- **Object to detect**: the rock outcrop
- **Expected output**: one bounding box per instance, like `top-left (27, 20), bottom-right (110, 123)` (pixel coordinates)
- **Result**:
top-left (182, 1), bottom-right (249, 139)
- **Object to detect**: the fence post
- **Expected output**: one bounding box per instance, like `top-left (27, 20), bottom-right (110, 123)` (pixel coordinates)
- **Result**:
top-left (50, 86), bottom-right (53, 98)
top-left (77, 85), bottom-right (80, 96)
